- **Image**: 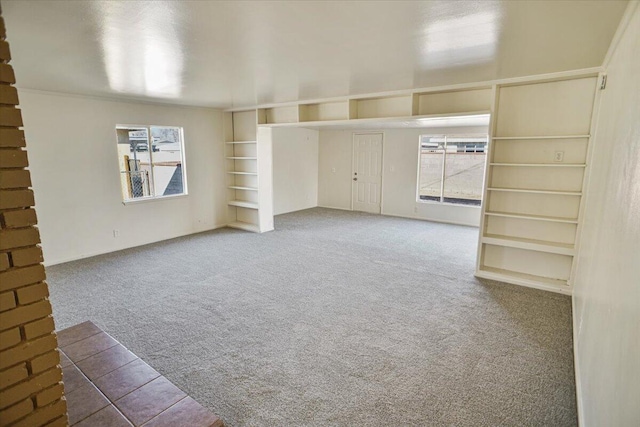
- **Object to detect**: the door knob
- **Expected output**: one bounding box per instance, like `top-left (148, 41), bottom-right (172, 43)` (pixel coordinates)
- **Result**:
top-left (353, 178), bottom-right (358, 181)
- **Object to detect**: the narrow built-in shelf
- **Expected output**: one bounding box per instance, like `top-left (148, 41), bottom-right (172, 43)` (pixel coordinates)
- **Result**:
top-left (482, 234), bottom-right (575, 256)
top-left (228, 186), bottom-right (258, 191)
top-left (487, 187), bottom-right (582, 196)
top-left (489, 163), bottom-right (586, 168)
top-left (227, 221), bottom-right (260, 233)
top-left (477, 266), bottom-right (569, 290)
top-left (492, 135), bottom-right (590, 140)
top-left (485, 211), bottom-right (579, 224)
top-left (226, 157), bottom-right (257, 160)
top-left (228, 200), bottom-right (259, 209)
top-left (225, 141), bottom-right (257, 144)
top-left (226, 171), bottom-right (258, 175)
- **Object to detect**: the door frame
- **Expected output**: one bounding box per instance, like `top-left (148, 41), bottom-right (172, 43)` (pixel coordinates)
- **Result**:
top-left (351, 131), bottom-right (385, 214)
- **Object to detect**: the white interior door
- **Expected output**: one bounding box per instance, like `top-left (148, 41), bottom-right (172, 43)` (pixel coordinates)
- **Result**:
top-left (352, 133), bottom-right (383, 213)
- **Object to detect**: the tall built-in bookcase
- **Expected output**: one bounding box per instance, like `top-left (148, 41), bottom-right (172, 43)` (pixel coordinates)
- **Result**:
top-left (475, 76), bottom-right (600, 294)
top-left (225, 110), bottom-right (274, 233)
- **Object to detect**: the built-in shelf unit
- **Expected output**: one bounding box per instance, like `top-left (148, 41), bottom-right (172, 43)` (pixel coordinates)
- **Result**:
top-left (225, 110), bottom-right (274, 233)
top-left (224, 69), bottom-right (601, 294)
top-left (476, 75), bottom-right (600, 294)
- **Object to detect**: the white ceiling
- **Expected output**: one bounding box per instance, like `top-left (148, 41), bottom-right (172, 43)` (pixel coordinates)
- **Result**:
top-left (3, 0), bottom-right (628, 109)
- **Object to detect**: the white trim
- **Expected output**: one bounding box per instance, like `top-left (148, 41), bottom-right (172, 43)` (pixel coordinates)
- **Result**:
top-left (475, 270), bottom-right (572, 295)
top-left (382, 212), bottom-right (479, 228)
top-left (224, 68), bottom-right (601, 112)
top-left (572, 294), bottom-right (585, 426)
top-left (316, 205), bottom-right (353, 211)
top-left (43, 222), bottom-right (229, 266)
top-left (122, 193), bottom-right (188, 206)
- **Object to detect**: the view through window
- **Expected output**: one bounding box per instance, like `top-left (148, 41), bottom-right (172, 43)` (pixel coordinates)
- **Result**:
top-left (116, 125), bottom-right (186, 201)
top-left (417, 135), bottom-right (487, 206)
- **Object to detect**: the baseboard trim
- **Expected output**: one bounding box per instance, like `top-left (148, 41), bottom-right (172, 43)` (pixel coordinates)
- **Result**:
top-left (383, 212), bottom-right (479, 228)
top-left (44, 222), bottom-right (228, 266)
top-left (572, 295), bottom-right (585, 426)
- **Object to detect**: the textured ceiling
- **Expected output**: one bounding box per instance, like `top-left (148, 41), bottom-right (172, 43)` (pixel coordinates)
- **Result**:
top-left (2, 0), bottom-right (628, 109)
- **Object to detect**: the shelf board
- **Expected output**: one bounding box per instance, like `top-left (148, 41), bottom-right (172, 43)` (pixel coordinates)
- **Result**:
top-left (226, 171), bottom-right (257, 175)
top-left (226, 157), bottom-right (257, 160)
top-left (476, 267), bottom-right (570, 294)
top-left (492, 135), bottom-right (590, 140)
top-left (489, 163), bottom-right (586, 168)
top-left (256, 110), bottom-right (490, 128)
top-left (227, 221), bottom-right (260, 233)
top-left (228, 200), bottom-right (259, 209)
top-left (484, 211), bottom-right (578, 224)
top-left (487, 187), bottom-right (582, 196)
top-left (482, 234), bottom-right (575, 256)
top-left (228, 186), bottom-right (258, 191)
top-left (225, 141), bottom-right (257, 144)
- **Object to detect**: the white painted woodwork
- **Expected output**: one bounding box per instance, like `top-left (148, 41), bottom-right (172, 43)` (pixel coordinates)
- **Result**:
top-left (299, 102), bottom-right (351, 122)
top-left (415, 88), bottom-right (492, 115)
top-left (226, 110), bottom-right (274, 233)
top-left (492, 138), bottom-right (589, 164)
top-left (495, 78), bottom-right (597, 137)
top-left (352, 133), bottom-right (383, 214)
top-left (259, 106), bottom-right (299, 124)
top-left (3, 1), bottom-right (627, 108)
top-left (572, 3), bottom-right (640, 425)
top-left (477, 75), bottom-right (600, 293)
top-left (487, 192), bottom-right (581, 220)
top-left (483, 245), bottom-right (573, 282)
top-left (355, 96), bottom-right (413, 119)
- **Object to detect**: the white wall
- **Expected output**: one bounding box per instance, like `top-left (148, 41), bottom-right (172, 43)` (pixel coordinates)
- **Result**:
top-left (19, 90), bottom-right (227, 265)
top-left (573, 2), bottom-right (640, 425)
top-left (272, 127), bottom-right (319, 215)
top-left (318, 127), bottom-right (488, 226)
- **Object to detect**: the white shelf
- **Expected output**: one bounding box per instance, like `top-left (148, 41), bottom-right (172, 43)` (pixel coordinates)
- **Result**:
top-left (489, 163), bottom-right (586, 168)
top-left (476, 267), bottom-right (570, 294)
top-left (226, 171), bottom-right (257, 175)
top-left (226, 157), bottom-right (257, 160)
top-left (482, 234), bottom-right (575, 256)
top-left (225, 141), bottom-right (256, 144)
top-left (492, 135), bottom-right (590, 140)
top-left (228, 186), bottom-right (258, 191)
top-left (228, 200), bottom-right (259, 209)
top-left (487, 187), bottom-right (582, 196)
top-left (227, 221), bottom-right (260, 233)
top-left (485, 211), bottom-right (578, 224)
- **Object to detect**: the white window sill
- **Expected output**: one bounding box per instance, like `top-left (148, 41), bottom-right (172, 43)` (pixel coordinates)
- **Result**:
top-left (416, 199), bottom-right (482, 209)
top-left (122, 193), bottom-right (188, 206)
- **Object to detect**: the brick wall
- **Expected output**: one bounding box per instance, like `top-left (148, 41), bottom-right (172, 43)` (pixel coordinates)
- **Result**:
top-left (0, 6), bottom-right (68, 427)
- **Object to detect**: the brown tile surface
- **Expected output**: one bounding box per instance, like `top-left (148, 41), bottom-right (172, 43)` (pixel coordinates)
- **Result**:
top-left (57, 320), bottom-right (102, 348)
top-left (76, 344), bottom-right (138, 381)
top-left (94, 358), bottom-right (160, 401)
top-left (75, 405), bottom-right (133, 427)
top-left (141, 396), bottom-right (224, 427)
top-left (62, 331), bottom-right (119, 362)
top-left (59, 350), bottom-right (73, 368)
top-left (66, 382), bottom-right (110, 425)
top-left (62, 364), bottom-right (91, 394)
top-left (115, 377), bottom-right (187, 426)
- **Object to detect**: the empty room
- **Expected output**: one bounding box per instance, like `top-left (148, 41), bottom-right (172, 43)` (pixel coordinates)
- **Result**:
top-left (0, 1), bottom-right (638, 426)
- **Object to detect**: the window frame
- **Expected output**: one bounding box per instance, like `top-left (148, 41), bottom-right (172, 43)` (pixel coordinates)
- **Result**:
top-left (115, 124), bottom-right (188, 204)
top-left (415, 133), bottom-right (488, 207)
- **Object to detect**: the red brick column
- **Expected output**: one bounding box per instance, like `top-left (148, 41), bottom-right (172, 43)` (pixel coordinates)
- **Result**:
top-left (0, 6), bottom-right (68, 427)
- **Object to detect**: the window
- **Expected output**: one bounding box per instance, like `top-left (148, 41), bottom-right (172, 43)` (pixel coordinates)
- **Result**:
top-left (417, 134), bottom-right (487, 206)
top-left (116, 125), bottom-right (187, 202)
